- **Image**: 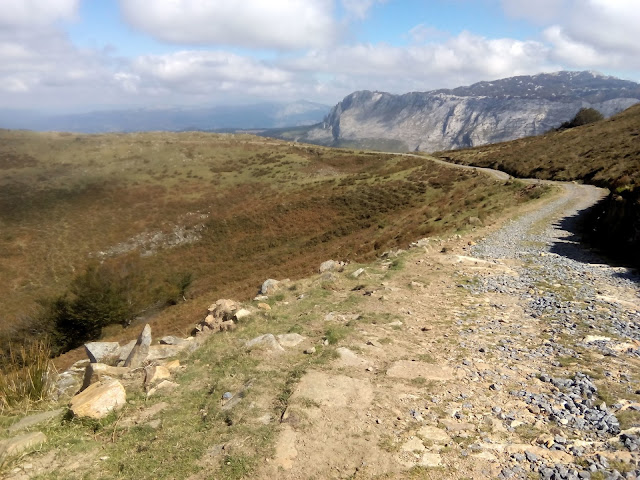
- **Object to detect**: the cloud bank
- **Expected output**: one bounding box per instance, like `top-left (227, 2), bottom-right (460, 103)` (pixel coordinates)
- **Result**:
top-left (0, 0), bottom-right (638, 112)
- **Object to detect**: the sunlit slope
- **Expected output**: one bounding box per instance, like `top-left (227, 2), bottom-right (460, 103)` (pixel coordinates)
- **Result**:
top-left (0, 130), bottom-right (546, 349)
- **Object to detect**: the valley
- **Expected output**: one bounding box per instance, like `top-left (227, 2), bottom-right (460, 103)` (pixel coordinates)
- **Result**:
top-left (0, 130), bottom-right (545, 361)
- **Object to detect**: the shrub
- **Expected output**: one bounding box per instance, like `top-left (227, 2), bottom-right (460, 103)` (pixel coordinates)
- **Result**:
top-left (0, 340), bottom-right (56, 411)
top-left (559, 108), bottom-right (604, 129)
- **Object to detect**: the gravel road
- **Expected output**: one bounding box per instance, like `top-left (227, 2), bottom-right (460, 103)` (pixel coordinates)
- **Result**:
top-left (461, 182), bottom-right (640, 479)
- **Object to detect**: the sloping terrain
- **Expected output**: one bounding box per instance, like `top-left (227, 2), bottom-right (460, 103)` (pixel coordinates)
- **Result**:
top-left (271, 71), bottom-right (640, 152)
top-left (2, 180), bottom-right (639, 480)
top-left (438, 103), bottom-right (640, 188)
top-left (0, 130), bottom-right (545, 361)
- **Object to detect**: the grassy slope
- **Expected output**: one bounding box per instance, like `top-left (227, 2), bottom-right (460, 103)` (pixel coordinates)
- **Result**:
top-left (436, 103), bottom-right (640, 190)
top-left (0, 130), bottom-right (547, 360)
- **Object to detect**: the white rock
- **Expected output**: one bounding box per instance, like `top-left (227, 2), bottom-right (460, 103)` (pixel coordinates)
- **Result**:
top-left (276, 333), bottom-right (306, 347)
top-left (70, 380), bottom-right (126, 419)
top-left (84, 342), bottom-right (120, 364)
top-left (245, 334), bottom-right (285, 353)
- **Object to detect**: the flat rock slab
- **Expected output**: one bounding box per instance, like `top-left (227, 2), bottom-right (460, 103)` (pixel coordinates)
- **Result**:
top-left (291, 371), bottom-right (373, 408)
top-left (276, 333), bottom-right (306, 347)
top-left (419, 452), bottom-right (443, 467)
top-left (386, 360), bottom-right (462, 381)
top-left (245, 334), bottom-right (285, 353)
top-left (70, 379), bottom-right (126, 419)
top-left (124, 324), bottom-right (152, 368)
top-left (82, 363), bottom-right (131, 391)
top-left (0, 432), bottom-right (46, 462)
top-left (8, 409), bottom-right (64, 433)
top-left (84, 342), bottom-right (120, 364)
top-left (335, 347), bottom-right (371, 369)
top-left (418, 426), bottom-right (452, 444)
top-left (147, 344), bottom-right (188, 361)
top-left (440, 419), bottom-right (476, 432)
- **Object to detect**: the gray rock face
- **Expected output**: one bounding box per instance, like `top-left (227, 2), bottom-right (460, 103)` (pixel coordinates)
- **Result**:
top-left (84, 342), bottom-right (120, 364)
top-left (298, 71), bottom-right (640, 152)
top-left (124, 324), bottom-right (152, 368)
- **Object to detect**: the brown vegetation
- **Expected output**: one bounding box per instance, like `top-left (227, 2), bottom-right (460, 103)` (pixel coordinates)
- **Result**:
top-left (0, 130), bottom-right (547, 362)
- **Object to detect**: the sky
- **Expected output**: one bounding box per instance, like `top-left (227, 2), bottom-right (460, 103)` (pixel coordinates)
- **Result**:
top-left (1, 0), bottom-right (639, 113)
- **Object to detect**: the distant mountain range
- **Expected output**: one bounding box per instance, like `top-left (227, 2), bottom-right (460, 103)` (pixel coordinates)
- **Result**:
top-left (0, 101), bottom-right (330, 133)
top-left (271, 71), bottom-right (640, 152)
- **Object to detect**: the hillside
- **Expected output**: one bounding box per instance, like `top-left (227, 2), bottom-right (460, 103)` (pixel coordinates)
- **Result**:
top-left (437, 103), bottom-right (640, 266)
top-left (2, 181), bottom-right (639, 480)
top-left (0, 130), bottom-right (547, 360)
top-left (272, 71), bottom-right (640, 152)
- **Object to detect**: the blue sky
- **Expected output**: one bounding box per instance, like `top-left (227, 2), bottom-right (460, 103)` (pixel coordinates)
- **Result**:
top-left (0, 0), bottom-right (638, 112)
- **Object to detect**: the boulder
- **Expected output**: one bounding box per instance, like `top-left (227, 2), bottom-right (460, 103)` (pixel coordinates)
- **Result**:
top-left (0, 432), bottom-right (47, 463)
top-left (319, 260), bottom-right (345, 273)
top-left (163, 359), bottom-right (181, 372)
top-left (54, 371), bottom-right (83, 399)
top-left (245, 334), bottom-right (285, 353)
top-left (220, 320), bottom-right (236, 332)
top-left (147, 380), bottom-right (179, 398)
top-left (70, 379), bottom-right (126, 419)
top-left (144, 365), bottom-right (171, 386)
top-left (84, 342), bottom-right (120, 364)
top-left (351, 268), bottom-right (365, 278)
top-left (81, 363), bottom-right (131, 391)
top-left (276, 333), bottom-right (306, 348)
top-left (260, 279), bottom-right (280, 295)
top-left (203, 313), bottom-right (219, 328)
top-left (212, 299), bottom-right (239, 321)
top-left (234, 308), bottom-right (252, 321)
top-left (117, 340), bottom-right (136, 365)
top-left (124, 324), bottom-right (152, 368)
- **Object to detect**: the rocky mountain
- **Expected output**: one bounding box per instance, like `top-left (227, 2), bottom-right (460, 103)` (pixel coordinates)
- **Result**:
top-left (0, 100), bottom-right (330, 133)
top-left (289, 71), bottom-right (640, 152)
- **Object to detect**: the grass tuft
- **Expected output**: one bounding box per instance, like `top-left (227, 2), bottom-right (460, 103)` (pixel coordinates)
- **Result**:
top-left (0, 339), bottom-right (56, 411)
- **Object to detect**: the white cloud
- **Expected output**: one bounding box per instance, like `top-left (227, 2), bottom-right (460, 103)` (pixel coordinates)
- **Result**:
top-left (128, 51), bottom-right (294, 96)
top-left (501, 0), bottom-right (640, 71)
top-left (119, 0), bottom-right (338, 50)
top-left (0, 0), bottom-right (79, 27)
top-left (288, 32), bottom-right (556, 95)
top-left (564, 0), bottom-right (640, 56)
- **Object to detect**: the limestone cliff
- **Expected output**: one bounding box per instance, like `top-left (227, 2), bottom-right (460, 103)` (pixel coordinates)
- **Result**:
top-left (296, 71), bottom-right (640, 152)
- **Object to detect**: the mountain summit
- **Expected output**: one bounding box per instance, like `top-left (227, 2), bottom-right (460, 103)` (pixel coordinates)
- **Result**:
top-left (291, 71), bottom-right (640, 152)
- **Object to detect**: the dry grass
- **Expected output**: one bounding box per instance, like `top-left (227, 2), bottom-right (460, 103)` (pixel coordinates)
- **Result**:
top-left (437, 103), bottom-right (640, 191)
top-left (0, 340), bottom-right (56, 411)
top-left (0, 130), bottom-right (549, 364)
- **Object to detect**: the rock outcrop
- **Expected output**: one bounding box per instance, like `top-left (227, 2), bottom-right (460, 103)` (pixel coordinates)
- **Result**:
top-left (293, 71), bottom-right (640, 152)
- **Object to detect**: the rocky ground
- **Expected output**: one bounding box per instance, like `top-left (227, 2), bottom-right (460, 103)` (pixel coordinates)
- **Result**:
top-left (2, 181), bottom-right (639, 480)
top-left (256, 183), bottom-right (640, 479)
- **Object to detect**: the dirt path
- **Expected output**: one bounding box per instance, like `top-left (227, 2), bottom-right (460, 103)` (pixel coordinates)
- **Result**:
top-left (257, 182), bottom-right (640, 479)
